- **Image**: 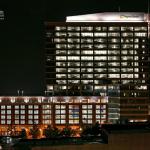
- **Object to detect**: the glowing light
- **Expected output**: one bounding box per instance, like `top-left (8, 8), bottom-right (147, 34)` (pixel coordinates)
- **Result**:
top-left (24, 97), bottom-right (29, 103)
top-left (11, 97), bottom-right (15, 103)
top-left (66, 12), bottom-right (148, 22)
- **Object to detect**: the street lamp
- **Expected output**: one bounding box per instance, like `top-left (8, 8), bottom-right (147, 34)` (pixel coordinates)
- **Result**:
top-left (17, 90), bottom-right (24, 96)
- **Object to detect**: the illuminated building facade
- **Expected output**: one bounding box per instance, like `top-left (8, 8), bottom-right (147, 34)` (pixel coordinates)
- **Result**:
top-left (0, 96), bottom-right (107, 136)
top-left (0, 12), bottom-right (150, 136)
top-left (45, 12), bottom-right (150, 124)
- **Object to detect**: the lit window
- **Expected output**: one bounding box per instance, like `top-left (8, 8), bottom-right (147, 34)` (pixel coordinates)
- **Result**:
top-left (1, 105), bottom-right (5, 109)
top-left (7, 105), bottom-right (11, 109)
top-left (134, 68), bottom-right (139, 72)
top-left (81, 32), bottom-right (93, 37)
top-left (108, 50), bottom-right (120, 55)
top-left (68, 32), bottom-right (80, 37)
top-left (54, 38), bottom-right (67, 43)
top-left (68, 56), bottom-right (80, 60)
top-left (94, 68), bottom-right (106, 73)
top-left (81, 50), bottom-right (93, 55)
top-left (43, 120), bottom-right (51, 124)
top-left (28, 115), bottom-right (33, 119)
top-left (108, 56), bottom-right (119, 61)
top-left (68, 44), bottom-right (80, 49)
top-left (108, 62), bottom-right (120, 66)
top-left (34, 115), bottom-right (39, 119)
top-left (15, 105), bottom-right (19, 109)
top-left (121, 32), bottom-right (133, 37)
top-left (7, 110), bottom-right (11, 114)
top-left (122, 44), bottom-right (133, 49)
top-left (108, 68), bottom-right (120, 72)
top-left (15, 120), bottom-right (19, 124)
top-left (109, 44), bottom-right (119, 49)
top-left (28, 120), bottom-right (33, 124)
top-left (68, 38), bottom-right (80, 43)
top-left (81, 26), bottom-right (93, 31)
top-left (20, 120), bottom-right (25, 124)
top-left (94, 50), bottom-right (107, 55)
top-left (95, 44), bottom-right (107, 49)
top-left (81, 38), bottom-right (92, 43)
top-left (21, 110), bottom-right (25, 114)
top-left (56, 68), bottom-right (67, 73)
top-left (101, 115), bottom-right (106, 119)
top-left (28, 110), bottom-right (33, 114)
top-left (134, 27), bottom-right (147, 31)
top-left (81, 68), bottom-right (93, 72)
top-left (81, 44), bottom-right (93, 49)
top-left (1, 120), bottom-right (5, 124)
top-left (121, 50), bottom-right (127, 54)
top-left (15, 110), bottom-right (19, 114)
top-left (67, 26), bottom-right (80, 31)
top-left (81, 56), bottom-right (93, 60)
top-left (55, 26), bottom-right (66, 31)
top-left (110, 38), bottom-right (119, 43)
top-left (56, 56), bottom-right (66, 60)
top-left (94, 38), bottom-right (106, 43)
top-left (55, 32), bottom-right (66, 37)
top-left (68, 68), bottom-right (80, 72)
top-left (56, 50), bottom-right (66, 55)
top-left (28, 105), bottom-right (33, 109)
top-left (121, 74), bottom-right (133, 78)
top-left (108, 32), bottom-right (120, 37)
top-left (94, 32), bottom-right (107, 37)
top-left (68, 74), bottom-right (80, 78)
top-left (134, 74), bottom-right (139, 78)
top-left (34, 110), bottom-right (39, 114)
top-left (1, 115), bottom-right (5, 119)
top-left (134, 32), bottom-right (147, 37)
top-left (94, 56), bottom-right (106, 60)
top-left (7, 120), bottom-right (11, 124)
top-left (20, 105), bottom-right (26, 109)
top-left (134, 38), bottom-right (139, 42)
top-left (20, 115), bottom-right (25, 119)
top-left (121, 56), bottom-right (133, 60)
top-left (95, 27), bottom-right (101, 31)
top-left (108, 27), bottom-right (120, 31)
top-left (109, 74), bottom-right (120, 78)
top-left (121, 27), bottom-right (133, 31)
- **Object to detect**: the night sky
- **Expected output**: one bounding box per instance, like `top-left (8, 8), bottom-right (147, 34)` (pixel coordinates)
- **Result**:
top-left (0, 0), bottom-right (149, 96)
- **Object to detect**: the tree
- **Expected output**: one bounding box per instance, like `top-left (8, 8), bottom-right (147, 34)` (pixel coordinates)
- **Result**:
top-left (80, 122), bottom-right (101, 137)
top-left (91, 122), bottom-right (101, 136)
top-left (44, 125), bottom-right (61, 138)
top-left (60, 126), bottom-right (75, 137)
top-left (80, 125), bottom-right (92, 137)
top-left (20, 129), bottom-right (27, 139)
top-left (30, 124), bottom-right (40, 139)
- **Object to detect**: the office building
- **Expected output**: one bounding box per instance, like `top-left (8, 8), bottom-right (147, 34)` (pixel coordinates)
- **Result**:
top-left (45, 12), bottom-right (150, 124)
top-left (0, 12), bottom-right (149, 136)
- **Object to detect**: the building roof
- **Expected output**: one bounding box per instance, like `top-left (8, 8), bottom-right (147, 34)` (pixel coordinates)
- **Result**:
top-left (66, 12), bottom-right (149, 22)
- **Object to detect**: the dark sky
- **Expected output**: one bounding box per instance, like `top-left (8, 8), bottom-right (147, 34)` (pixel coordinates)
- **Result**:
top-left (0, 0), bottom-right (149, 96)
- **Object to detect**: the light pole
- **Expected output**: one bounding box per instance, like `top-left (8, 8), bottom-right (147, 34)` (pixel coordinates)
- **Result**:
top-left (17, 90), bottom-right (20, 96)
top-left (17, 90), bottom-right (24, 96)
top-left (21, 90), bottom-right (24, 96)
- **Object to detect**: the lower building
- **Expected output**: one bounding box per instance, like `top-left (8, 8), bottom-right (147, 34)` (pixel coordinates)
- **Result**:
top-left (0, 96), bottom-right (108, 136)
